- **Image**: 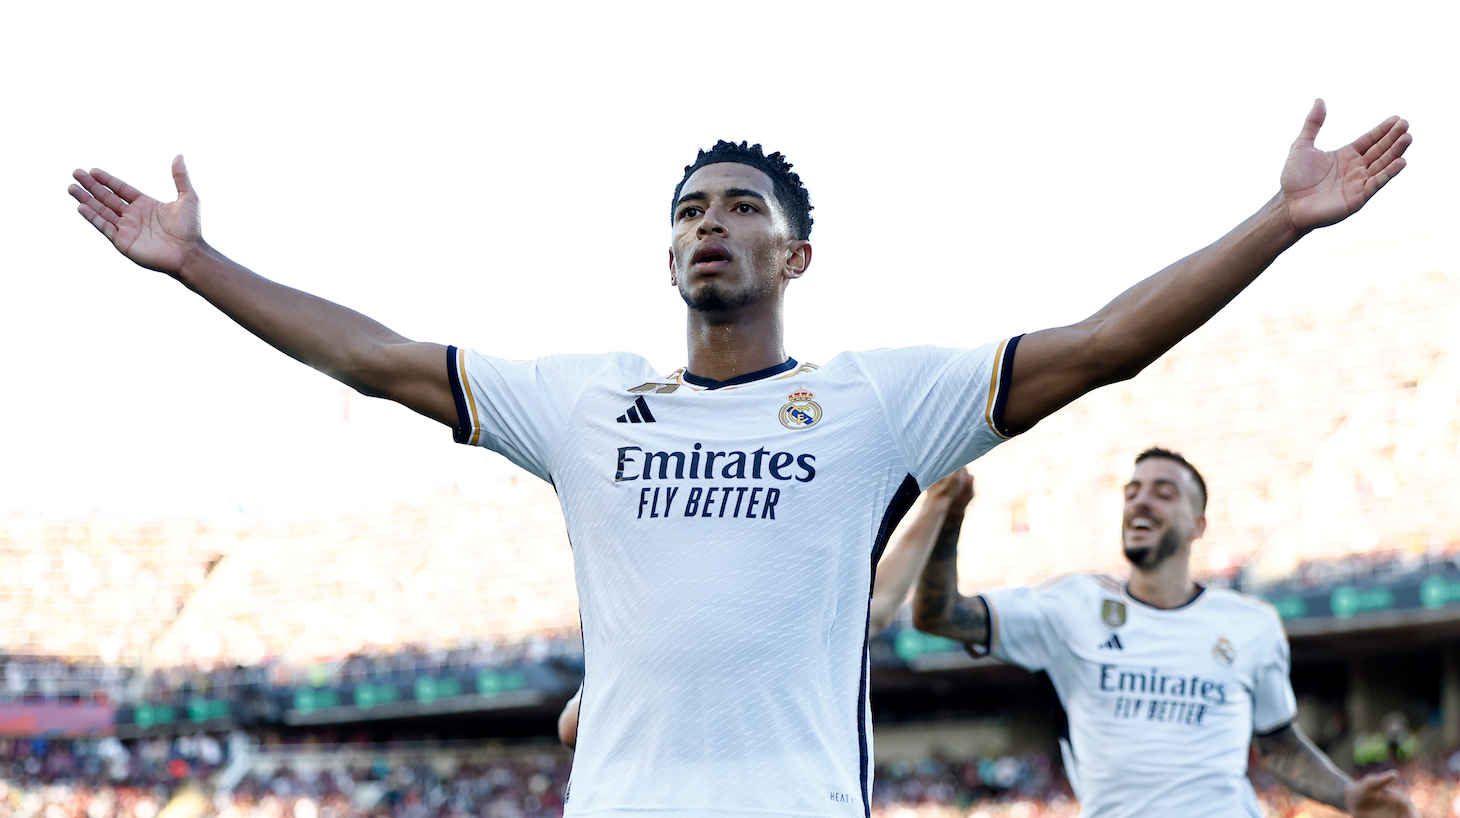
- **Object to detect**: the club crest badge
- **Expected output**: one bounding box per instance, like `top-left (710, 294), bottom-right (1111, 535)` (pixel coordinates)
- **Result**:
top-left (779, 390), bottom-right (822, 430)
top-left (1213, 637), bottom-right (1236, 666)
top-left (1100, 599), bottom-right (1126, 628)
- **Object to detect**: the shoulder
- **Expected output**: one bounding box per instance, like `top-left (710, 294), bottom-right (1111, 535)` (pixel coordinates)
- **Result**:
top-left (459, 349), bottom-right (656, 379)
top-left (1204, 587), bottom-right (1288, 635)
top-left (998, 572), bottom-right (1108, 609)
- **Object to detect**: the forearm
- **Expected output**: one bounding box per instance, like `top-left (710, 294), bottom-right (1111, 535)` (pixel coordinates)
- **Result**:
top-left (1005, 195), bottom-right (1300, 431)
top-left (1080, 193), bottom-right (1299, 382)
top-left (176, 242), bottom-right (417, 395)
top-left (911, 517), bottom-right (989, 645)
top-left (1256, 725), bottom-right (1353, 810)
top-left (869, 497), bottom-right (950, 632)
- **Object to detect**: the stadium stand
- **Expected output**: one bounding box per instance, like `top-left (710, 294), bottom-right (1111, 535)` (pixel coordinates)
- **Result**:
top-left (6, 269), bottom-right (1460, 816)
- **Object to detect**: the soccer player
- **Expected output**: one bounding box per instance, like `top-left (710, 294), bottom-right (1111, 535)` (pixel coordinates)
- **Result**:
top-left (69, 101), bottom-right (1409, 817)
top-left (912, 449), bottom-right (1418, 818)
top-left (558, 470), bottom-right (976, 749)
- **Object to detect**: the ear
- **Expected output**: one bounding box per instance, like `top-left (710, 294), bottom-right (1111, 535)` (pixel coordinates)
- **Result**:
top-left (783, 240), bottom-right (812, 281)
top-left (668, 248), bottom-right (678, 287)
top-left (1191, 513), bottom-right (1207, 541)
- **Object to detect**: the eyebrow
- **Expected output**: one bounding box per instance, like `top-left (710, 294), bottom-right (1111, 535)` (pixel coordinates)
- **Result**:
top-left (675, 188), bottom-right (769, 209)
top-left (1125, 479), bottom-right (1181, 492)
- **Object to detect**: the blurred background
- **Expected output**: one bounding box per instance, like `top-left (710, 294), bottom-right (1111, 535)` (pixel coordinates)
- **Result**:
top-left (3, 1), bottom-right (1458, 816)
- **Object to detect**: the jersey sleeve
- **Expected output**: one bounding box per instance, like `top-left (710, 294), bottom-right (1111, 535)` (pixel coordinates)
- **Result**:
top-left (1251, 616), bottom-right (1299, 734)
top-left (982, 583), bottom-right (1059, 673)
top-left (447, 346), bottom-right (604, 483)
top-left (849, 338), bottom-right (1022, 489)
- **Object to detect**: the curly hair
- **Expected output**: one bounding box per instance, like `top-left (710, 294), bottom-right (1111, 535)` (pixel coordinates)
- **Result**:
top-left (671, 141), bottom-right (814, 240)
top-left (1135, 447), bottom-right (1208, 512)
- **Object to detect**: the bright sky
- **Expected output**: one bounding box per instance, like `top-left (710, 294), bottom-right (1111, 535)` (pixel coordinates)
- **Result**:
top-left (3, 1), bottom-right (1455, 522)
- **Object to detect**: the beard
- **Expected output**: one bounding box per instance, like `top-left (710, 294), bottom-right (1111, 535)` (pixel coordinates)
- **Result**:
top-left (1123, 527), bottom-right (1182, 570)
top-left (679, 279), bottom-right (762, 313)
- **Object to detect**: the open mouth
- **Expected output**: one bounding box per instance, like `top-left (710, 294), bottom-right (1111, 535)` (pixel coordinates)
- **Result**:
top-left (692, 242), bottom-right (732, 269)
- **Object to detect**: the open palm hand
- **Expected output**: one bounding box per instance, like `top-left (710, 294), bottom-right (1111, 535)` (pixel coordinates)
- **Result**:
top-left (1281, 100), bottom-right (1410, 235)
top-left (69, 155), bottom-right (202, 275)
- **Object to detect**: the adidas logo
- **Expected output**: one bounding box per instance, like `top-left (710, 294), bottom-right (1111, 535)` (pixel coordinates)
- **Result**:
top-left (1098, 634), bottom-right (1124, 651)
top-left (616, 396), bottom-right (657, 424)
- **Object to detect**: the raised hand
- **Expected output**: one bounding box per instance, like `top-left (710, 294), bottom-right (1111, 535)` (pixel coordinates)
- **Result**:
top-left (1343, 770), bottom-right (1419, 818)
top-left (69, 155), bottom-right (202, 275)
top-left (1281, 99), bottom-right (1411, 235)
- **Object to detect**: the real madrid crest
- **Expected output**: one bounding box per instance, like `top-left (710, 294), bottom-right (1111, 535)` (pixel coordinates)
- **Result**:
top-left (1212, 637), bottom-right (1236, 666)
top-left (1100, 599), bottom-right (1127, 628)
top-left (779, 390), bottom-right (822, 430)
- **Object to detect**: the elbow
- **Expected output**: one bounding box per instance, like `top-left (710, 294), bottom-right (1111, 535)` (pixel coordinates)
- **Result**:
top-left (1075, 320), bottom-right (1153, 389)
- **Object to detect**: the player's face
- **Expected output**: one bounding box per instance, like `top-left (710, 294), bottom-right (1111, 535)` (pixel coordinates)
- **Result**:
top-left (1121, 458), bottom-right (1205, 570)
top-left (668, 163), bottom-right (808, 314)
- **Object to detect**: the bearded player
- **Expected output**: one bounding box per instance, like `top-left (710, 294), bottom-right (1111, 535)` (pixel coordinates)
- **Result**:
top-left (70, 101), bottom-right (1408, 817)
top-left (913, 449), bottom-right (1417, 818)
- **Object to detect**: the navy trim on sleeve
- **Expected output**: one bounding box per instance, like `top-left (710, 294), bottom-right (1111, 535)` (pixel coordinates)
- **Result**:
top-left (1254, 716), bottom-right (1297, 738)
top-left (446, 345), bottom-right (472, 445)
top-left (683, 357), bottom-right (798, 390)
top-left (989, 334), bottom-right (1023, 437)
top-left (963, 594), bottom-right (994, 658)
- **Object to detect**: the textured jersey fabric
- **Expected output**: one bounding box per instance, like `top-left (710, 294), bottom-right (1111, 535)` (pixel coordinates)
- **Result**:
top-left (449, 341), bottom-right (1019, 818)
top-left (983, 574), bottom-right (1298, 818)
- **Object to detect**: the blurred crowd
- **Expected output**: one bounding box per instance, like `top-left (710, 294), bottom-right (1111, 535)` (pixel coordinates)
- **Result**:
top-left (1, 657), bottom-right (130, 704)
top-left (12, 737), bottom-right (1460, 818)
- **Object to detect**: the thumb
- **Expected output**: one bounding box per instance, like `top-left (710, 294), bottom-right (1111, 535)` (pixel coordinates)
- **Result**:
top-left (1295, 98), bottom-right (1326, 146)
top-left (172, 155), bottom-right (196, 198)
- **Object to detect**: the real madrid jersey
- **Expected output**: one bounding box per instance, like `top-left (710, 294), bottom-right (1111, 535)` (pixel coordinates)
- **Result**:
top-left (447, 340), bottom-right (1020, 818)
top-left (982, 574), bottom-right (1298, 818)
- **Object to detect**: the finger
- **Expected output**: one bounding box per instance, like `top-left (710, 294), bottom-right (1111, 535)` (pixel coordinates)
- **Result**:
top-left (1368, 131), bottom-right (1412, 175)
top-left (88, 167), bottom-right (145, 205)
top-left (1350, 115), bottom-right (1402, 158)
top-left (74, 170), bottom-right (131, 215)
top-left (1295, 98), bottom-right (1325, 145)
top-left (67, 183), bottom-right (120, 225)
top-left (1364, 156), bottom-right (1406, 198)
top-left (172, 155), bottom-right (195, 198)
top-left (1360, 118), bottom-right (1408, 165)
top-left (76, 203), bottom-right (118, 242)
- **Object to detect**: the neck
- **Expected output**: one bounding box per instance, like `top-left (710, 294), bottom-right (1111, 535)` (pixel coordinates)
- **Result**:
top-left (684, 300), bottom-right (787, 382)
top-left (1126, 555), bottom-right (1198, 609)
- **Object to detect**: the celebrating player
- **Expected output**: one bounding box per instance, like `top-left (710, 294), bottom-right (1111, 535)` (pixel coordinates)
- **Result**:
top-left (69, 100), bottom-right (1409, 817)
top-left (913, 449), bottom-right (1418, 817)
top-left (558, 469), bottom-right (976, 749)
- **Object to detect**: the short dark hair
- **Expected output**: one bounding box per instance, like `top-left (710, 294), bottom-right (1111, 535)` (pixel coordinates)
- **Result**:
top-left (1135, 447), bottom-right (1208, 513)
top-left (672, 141), bottom-right (814, 240)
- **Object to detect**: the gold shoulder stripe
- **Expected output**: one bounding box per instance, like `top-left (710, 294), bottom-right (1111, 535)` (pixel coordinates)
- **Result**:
top-left (457, 349), bottom-right (483, 446)
top-left (984, 339), bottom-right (1010, 440)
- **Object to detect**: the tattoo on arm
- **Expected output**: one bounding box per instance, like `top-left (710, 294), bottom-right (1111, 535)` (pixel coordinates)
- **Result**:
top-left (912, 516), bottom-right (990, 647)
top-left (1254, 724), bottom-right (1351, 810)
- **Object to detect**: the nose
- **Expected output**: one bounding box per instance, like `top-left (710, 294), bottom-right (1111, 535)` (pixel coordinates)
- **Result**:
top-left (697, 205), bottom-right (728, 237)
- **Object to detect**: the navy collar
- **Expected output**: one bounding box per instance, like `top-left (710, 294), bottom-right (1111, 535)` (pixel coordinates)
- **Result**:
top-left (683, 358), bottom-right (798, 390)
top-left (1124, 581), bottom-right (1206, 611)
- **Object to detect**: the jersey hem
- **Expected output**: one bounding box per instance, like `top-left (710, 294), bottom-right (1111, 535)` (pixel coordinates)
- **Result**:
top-left (985, 335), bottom-right (1024, 439)
top-left (1254, 715), bottom-right (1298, 737)
top-left (446, 345), bottom-right (478, 445)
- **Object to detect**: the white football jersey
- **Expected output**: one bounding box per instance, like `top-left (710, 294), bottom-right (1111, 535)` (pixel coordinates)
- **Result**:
top-left (982, 574), bottom-right (1298, 818)
top-left (449, 340), bottom-right (1019, 818)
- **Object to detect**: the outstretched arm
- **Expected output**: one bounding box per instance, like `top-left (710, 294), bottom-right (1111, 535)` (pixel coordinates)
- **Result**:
top-left (911, 473), bottom-right (990, 647)
top-left (68, 157), bottom-right (457, 426)
top-left (1254, 723), bottom-right (1418, 817)
top-left (869, 469), bottom-right (972, 633)
top-left (1003, 101), bottom-right (1412, 433)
